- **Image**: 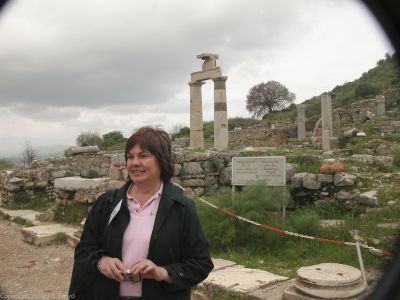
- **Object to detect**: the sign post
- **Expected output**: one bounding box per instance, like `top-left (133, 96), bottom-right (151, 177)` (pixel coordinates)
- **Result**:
top-left (231, 156), bottom-right (287, 217)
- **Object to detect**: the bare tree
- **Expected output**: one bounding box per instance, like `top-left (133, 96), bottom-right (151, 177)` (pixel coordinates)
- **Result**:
top-left (21, 140), bottom-right (37, 168)
top-left (246, 81), bottom-right (295, 118)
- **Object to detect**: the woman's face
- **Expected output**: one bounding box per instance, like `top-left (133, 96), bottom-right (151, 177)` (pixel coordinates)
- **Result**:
top-left (125, 144), bottom-right (161, 185)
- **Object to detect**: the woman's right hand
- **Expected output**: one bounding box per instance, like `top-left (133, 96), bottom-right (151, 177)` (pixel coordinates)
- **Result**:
top-left (97, 256), bottom-right (125, 282)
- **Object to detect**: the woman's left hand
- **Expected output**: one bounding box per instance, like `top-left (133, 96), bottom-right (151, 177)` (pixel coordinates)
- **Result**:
top-left (130, 259), bottom-right (171, 283)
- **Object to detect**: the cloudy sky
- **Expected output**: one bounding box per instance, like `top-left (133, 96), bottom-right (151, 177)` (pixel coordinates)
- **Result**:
top-left (0, 0), bottom-right (394, 157)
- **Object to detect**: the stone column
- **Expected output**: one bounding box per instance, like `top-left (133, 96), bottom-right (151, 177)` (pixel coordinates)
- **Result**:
top-left (376, 95), bottom-right (385, 116)
top-left (213, 76), bottom-right (228, 151)
top-left (297, 104), bottom-right (306, 140)
top-left (321, 94), bottom-right (333, 151)
top-left (189, 81), bottom-right (205, 148)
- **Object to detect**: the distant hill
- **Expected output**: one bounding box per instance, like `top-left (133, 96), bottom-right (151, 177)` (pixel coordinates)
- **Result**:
top-left (262, 53), bottom-right (400, 123)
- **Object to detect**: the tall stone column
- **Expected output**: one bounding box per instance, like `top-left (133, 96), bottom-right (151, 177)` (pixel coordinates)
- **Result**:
top-left (321, 94), bottom-right (333, 151)
top-left (189, 81), bottom-right (205, 148)
top-left (297, 104), bottom-right (306, 140)
top-left (213, 76), bottom-right (228, 151)
top-left (376, 95), bottom-right (385, 116)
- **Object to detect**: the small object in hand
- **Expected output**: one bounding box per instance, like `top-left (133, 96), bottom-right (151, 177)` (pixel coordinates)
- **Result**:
top-left (120, 270), bottom-right (142, 283)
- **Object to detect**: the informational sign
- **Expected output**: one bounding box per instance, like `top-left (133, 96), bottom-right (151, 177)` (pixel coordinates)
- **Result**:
top-left (231, 156), bottom-right (286, 186)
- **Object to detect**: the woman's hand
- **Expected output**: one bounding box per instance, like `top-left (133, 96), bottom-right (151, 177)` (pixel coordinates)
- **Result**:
top-left (97, 256), bottom-right (125, 282)
top-left (130, 259), bottom-right (171, 283)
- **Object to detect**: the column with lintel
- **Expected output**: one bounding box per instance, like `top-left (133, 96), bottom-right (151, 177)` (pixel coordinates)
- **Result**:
top-left (213, 76), bottom-right (228, 150)
top-left (297, 104), bottom-right (306, 140)
top-left (189, 81), bottom-right (205, 148)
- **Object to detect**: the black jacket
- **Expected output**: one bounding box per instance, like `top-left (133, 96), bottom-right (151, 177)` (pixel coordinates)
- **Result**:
top-left (69, 180), bottom-right (213, 300)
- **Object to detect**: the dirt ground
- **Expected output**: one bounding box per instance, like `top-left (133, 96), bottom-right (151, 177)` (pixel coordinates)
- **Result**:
top-left (0, 219), bottom-right (74, 300)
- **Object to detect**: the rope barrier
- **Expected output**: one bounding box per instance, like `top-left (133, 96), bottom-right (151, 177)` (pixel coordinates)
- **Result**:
top-left (195, 196), bottom-right (393, 257)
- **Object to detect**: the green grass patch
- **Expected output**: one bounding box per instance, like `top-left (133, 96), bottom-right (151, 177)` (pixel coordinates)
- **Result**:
top-left (194, 287), bottom-right (253, 300)
top-left (53, 202), bottom-right (87, 224)
top-left (394, 150), bottom-right (400, 170)
top-left (7, 191), bottom-right (51, 212)
top-left (53, 232), bottom-right (68, 245)
top-left (286, 154), bottom-right (321, 173)
top-left (198, 186), bottom-right (395, 280)
top-left (11, 217), bottom-right (33, 227)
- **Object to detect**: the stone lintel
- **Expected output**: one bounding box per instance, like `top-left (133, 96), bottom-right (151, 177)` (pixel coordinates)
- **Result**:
top-left (188, 81), bottom-right (205, 87)
top-left (191, 67), bottom-right (222, 82)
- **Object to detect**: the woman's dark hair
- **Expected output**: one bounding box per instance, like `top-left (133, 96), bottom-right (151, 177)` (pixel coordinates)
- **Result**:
top-left (125, 126), bottom-right (174, 182)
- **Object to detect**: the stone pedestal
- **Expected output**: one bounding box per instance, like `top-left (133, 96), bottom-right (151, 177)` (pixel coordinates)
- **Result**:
top-left (376, 95), bottom-right (385, 116)
top-left (283, 263), bottom-right (368, 299)
top-left (213, 76), bottom-right (228, 151)
top-left (189, 81), bottom-right (205, 148)
top-left (297, 104), bottom-right (306, 140)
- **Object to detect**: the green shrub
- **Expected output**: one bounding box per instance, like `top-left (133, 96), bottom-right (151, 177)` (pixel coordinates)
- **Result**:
top-left (12, 191), bottom-right (31, 208)
top-left (354, 82), bottom-right (379, 99)
top-left (0, 158), bottom-right (13, 171)
top-left (53, 232), bottom-right (68, 244)
top-left (394, 150), bottom-right (400, 169)
top-left (76, 131), bottom-right (103, 147)
top-left (288, 208), bottom-right (320, 235)
top-left (101, 131), bottom-right (126, 149)
top-left (87, 169), bottom-right (100, 179)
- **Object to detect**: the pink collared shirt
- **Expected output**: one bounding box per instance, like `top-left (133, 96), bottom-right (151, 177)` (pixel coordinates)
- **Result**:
top-left (119, 182), bottom-right (163, 297)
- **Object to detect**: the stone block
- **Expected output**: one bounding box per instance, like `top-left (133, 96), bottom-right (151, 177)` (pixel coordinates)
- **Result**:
top-left (291, 173), bottom-right (307, 188)
top-left (24, 181), bottom-right (35, 190)
top-left (182, 162), bottom-right (204, 175)
top-left (333, 173), bottom-right (357, 187)
top-left (21, 223), bottom-right (79, 246)
top-left (173, 152), bottom-right (185, 164)
top-left (65, 145), bottom-right (99, 155)
top-left (6, 183), bottom-right (20, 192)
top-left (174, 164), bottom-right (182, 176)
top-left (303, 174), bottom-right (320, 190)
top-left (359, 190), bottom-right (378, 206)
top-left (211, 258), bottom-right (237, 271)
top-left (375, 156), bottom-right (393, 169)
top-left (182, 179), bottom-right (205, 187)
top-left (219, 166), bottom-right (231, 185)
top-left (54, 177), bottom-right (109, 191)
top-left (9, 177), bottom-right (24, 184)
top-left (50, 169), bottom-right (67, 178)
top-left (202, 264), bottom-right (288, 294)
top-left (111, 153), bottom-right (125, 165)
top-left (317, 174), bottom-right (333, 184)
top-left (35, 181), bottom-right (49, 189)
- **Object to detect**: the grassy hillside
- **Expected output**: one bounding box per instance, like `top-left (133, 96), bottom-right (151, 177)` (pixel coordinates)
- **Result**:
top-left (265, 53), bottom-right (400, 122)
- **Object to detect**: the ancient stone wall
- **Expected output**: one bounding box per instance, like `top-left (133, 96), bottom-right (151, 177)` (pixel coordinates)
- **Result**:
top-left (0, 149), bottom-right (236, 205)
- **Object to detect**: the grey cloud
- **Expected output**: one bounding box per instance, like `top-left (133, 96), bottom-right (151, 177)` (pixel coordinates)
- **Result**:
top-left (0, 0), bottom-right (314, 111)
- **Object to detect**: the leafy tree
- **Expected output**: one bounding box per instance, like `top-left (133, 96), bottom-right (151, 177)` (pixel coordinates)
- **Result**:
top-left (171, 126), bottom-right (190, 140)
top-left (21, 140), bottom-right (37, 168)
top-left (102, 131), bottom-right (126, 148)
top-left (246, 81), bottom-right (295, 118)
top-left (0, 158), bottom-right (12, 171)
top-left (76, 131), bottom-right (103, 147)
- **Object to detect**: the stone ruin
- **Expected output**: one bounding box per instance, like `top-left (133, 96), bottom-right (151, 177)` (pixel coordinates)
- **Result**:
top-left (283, 263), bottom-right (368, 299)
top-left (189, 53), bottom-right (228, 151)
top-left (296, 93), bottom-right (399, 150)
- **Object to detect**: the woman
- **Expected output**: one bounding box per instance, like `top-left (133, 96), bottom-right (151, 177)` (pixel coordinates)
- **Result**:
top-left (69, 126), bottom-right (213, 300)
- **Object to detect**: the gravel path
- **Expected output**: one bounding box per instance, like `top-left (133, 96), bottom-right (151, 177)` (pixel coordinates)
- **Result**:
top-left (0, 219), bottom-right (74, 300)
